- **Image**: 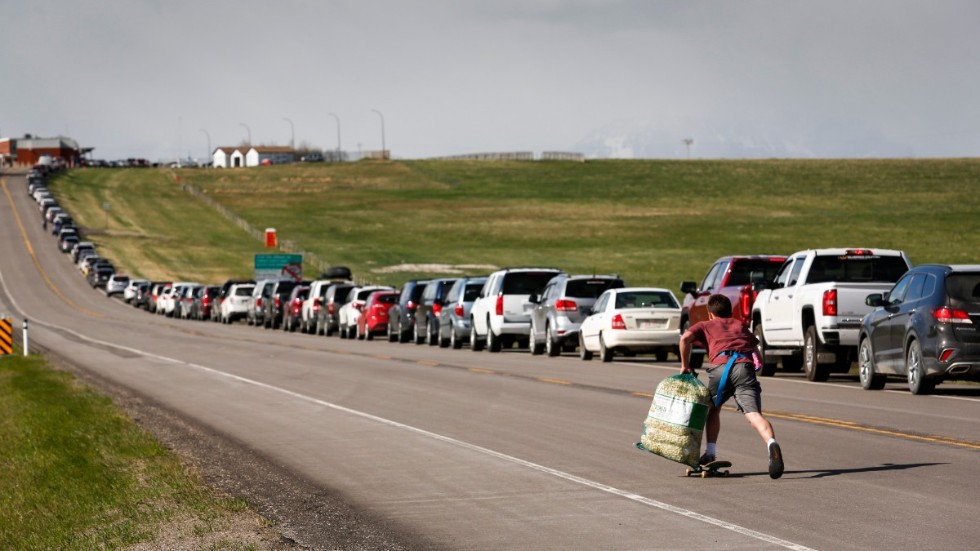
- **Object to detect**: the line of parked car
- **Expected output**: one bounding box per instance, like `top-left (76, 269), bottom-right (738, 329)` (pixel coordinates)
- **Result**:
top-left (111, 267), bottom-right (686, 365)
top-left (31, 166), bottom-right (977, 395)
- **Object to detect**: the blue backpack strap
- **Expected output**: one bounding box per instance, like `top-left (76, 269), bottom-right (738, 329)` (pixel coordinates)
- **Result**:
top-left (714, 351), bottom-right (746, 408)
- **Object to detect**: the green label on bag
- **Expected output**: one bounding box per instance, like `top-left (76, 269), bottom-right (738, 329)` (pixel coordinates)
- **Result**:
top-left (650, 392), bottom-right (709, 430)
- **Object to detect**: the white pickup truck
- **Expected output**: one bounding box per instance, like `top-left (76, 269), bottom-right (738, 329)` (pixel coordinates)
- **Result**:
top-left (751, 248), bottom-right (911, 381)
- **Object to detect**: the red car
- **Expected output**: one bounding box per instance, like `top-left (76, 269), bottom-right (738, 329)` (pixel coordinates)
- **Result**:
top-left (680, 255), bottom-right (787, 369)
top-left (283, 285), bottom-right (310, 332)
top-left (357, 291), bottom-right (400, 340)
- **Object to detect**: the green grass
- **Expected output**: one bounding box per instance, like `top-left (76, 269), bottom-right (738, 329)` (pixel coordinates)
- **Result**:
top-left (0, 354), bottom-right (269, 549)
top-left (51, 158), bottom-right (980, 289)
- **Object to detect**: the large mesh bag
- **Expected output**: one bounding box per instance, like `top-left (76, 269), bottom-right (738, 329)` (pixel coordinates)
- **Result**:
top-left (636, 373), bottom-right (711, 468)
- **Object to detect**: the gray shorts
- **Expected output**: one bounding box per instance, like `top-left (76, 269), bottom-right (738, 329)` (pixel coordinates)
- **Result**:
top-left (705, 361), bottom-right (762, 413)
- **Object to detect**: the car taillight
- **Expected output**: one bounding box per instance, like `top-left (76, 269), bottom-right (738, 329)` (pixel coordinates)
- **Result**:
top-left (328, 303), bottom-right (336, 315)
top-left (454, 305), bottom-right (464, 317)
top-left (555, 299), bottom-right (577, 312)
top-left (933, 307), bottom-right (971, 324)
top-left (846, 249), bottom-right (874, 256)
top-left (495, 294), bottom-right (504, 316)
top-left (939, 349), bottom-right (956, 362)
top-left (611, 314), bottom-right (626, 330)
top-left (407, 300), bottom-right (416, 310)
top-left (433, 303), bottom-right (442, 316)
top-left (739, 285), bottom-right (753, 319)
top-left (822, 289), bottom-right (838, 316)
top-left (274, 297), bottom-right (281, 308)
top-left (256, 297), bottom-right (262, 308)
top-left (354, 301), bottom-right (364, 311)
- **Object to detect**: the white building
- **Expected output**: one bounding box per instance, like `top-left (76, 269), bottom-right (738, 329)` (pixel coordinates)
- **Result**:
top-left (212, 146), bottom-right (295, 168)
top-left (246, 146), bottom-right (294, 166)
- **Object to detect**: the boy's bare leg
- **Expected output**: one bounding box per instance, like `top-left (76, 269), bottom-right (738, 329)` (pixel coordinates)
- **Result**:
top-left (705, 405), bottom-right (721, 444)
top-left (744, 412), bottom-right (775, 443)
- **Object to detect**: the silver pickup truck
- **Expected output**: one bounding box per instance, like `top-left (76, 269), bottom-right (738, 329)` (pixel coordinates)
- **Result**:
top-left (752, 248), bottom-right (911, 381)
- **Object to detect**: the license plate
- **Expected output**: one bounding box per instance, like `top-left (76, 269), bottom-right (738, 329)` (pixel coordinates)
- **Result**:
top-left (637, 319), bottom-right (667, 330)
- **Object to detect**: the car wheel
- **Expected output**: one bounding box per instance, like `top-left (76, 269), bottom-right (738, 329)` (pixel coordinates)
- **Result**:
top-left (428, 320), bottom-right (439, 347)
top-left (599, 333), bottom-right (613, 363)
top-left (366, 328), bottom-right (374, 341)
top-left (487, 326), bottom-right (502, 353)
top-left (579, 332), bottom-right (593, 361)
top-left (438, 324), bottom-right (450, 348)
top-left (529, 323), bottom-right (544, 355)
top-left (858, 338), bottom-right (886, 390)
top-left (451, 328), bottom-right (463, 349)
top-left (357, 324), bottom-right (365, 340)
top-left (753, 323), bottom-right (778, 377)
top-left (470, 322), bottom-right (484, 352)
top-left (545, 326), bottom-right (560, 357)
top-left (399, 321), bottom-right (411, 344)
top-left (655, 350), bottom-right (669, 362)
top-left (906, 340), bottom-right (935, 395)
top-left (803, 326), bottom-right (830, 382)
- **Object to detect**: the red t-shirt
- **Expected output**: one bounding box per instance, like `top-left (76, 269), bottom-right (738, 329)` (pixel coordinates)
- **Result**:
top-left (687, 317), bottom-right (758, 365)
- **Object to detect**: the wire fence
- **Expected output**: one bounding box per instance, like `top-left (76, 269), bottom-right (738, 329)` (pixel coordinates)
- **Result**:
top-left (178, 178), bottom-right (334, 278)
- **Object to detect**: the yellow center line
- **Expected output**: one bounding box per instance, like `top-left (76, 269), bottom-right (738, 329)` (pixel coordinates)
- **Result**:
top-left (416, 359), bottom-right (439, 367)
top-left (468, 367), bottom-right (495, 374)
top-left (539, 377), bottom-right (572, 385)
top-left (1, 178), bottom-right (104, 319)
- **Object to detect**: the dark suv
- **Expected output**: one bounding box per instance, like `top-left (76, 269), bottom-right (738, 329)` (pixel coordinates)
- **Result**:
top-left (387, 280), bottom-right (428, 343)
top-left (858, 264), bottom-right (980, 395)
top-left (263, 279), bottom-right (310, 329)
top-left (679, 255), bottom-right (786, 369)
top-left (414, 278), bottom-right (459, 345)
top-left (529, 274), bottom-right (625, 356)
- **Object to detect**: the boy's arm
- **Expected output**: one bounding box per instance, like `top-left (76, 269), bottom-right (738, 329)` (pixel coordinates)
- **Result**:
top-left (679, 329), bottom-right (697, 374)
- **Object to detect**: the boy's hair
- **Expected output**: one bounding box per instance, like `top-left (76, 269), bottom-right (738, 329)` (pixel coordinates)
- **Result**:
top-left (707, 294), bottom-right (733, 318)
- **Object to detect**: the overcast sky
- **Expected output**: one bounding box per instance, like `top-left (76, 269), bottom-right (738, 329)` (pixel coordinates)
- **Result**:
top-left (2, 0), bottom-right (978, 160)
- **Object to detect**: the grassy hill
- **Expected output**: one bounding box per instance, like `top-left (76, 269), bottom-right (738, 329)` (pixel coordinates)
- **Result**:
top-left (50, 158), bottom-right (980, 289)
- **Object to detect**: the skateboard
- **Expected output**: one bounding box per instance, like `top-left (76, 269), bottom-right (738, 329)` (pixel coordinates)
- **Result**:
top-left (685, 460), bottom-right (732, 478)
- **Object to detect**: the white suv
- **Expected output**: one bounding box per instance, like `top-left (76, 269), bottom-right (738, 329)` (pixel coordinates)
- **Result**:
top-left (470, 268), bottom-right (563, 352)
top-left (220, 283), bottom-right (256, 324)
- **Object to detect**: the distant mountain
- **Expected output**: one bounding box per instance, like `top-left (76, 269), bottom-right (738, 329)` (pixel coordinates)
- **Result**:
top-left (573, 119), bottom-right (915, 159)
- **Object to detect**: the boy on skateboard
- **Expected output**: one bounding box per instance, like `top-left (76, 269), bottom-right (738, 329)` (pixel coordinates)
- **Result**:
top-left (679, 294), bottom-right (785, 479)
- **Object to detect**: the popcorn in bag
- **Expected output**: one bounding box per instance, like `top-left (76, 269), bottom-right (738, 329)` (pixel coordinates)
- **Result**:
top-left (636, 373), bottom-right (711, 468)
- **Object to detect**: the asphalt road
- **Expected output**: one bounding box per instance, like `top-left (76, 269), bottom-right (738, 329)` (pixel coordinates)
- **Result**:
top-left (2, 171), bottom-right (978, 550)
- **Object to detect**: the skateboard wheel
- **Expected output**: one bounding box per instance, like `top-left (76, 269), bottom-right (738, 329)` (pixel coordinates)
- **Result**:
top-left (700, 471), bottom-right (709, 478)
top-left (685, 468), bottom-right (694, 476)
top-left (722, 470), bottom-right (730, 476)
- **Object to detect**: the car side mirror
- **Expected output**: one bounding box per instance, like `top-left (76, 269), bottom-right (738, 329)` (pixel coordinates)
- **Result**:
top-left (752, 276), bottom-right (767, 291)
top-left (528, 293), bottom-right (539, 304)
top-left (680, 281), bottom-right (698, 295)
top-left (865, 293), bottom-right (884, 307)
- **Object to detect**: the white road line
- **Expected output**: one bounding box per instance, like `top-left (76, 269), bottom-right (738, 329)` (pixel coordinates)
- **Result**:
top-left (0, 272), bottom-right (813, 551)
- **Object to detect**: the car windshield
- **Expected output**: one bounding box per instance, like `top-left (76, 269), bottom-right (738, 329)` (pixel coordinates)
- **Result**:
top-left (375, 293), bottom-right (398, 304)
top-left (235, 287), bottom-right (254, 296)
top-left (565, 278), bottom-right (623, 298)
top-left (615, 291), bottom-right (679, 309)
top-left (502, 272), bottom-right (558, 295)
top-left (806, 254), bottom-right (909, 284)
top-left (946, 273), bottom-right (980, 306)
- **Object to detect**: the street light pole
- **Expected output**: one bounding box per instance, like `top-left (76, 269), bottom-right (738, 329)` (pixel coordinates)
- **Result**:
top-left (328, 112), bottom-right (341, 158)
top-left (239, 123), bottom-right (251, 145)
top-left (371, 109), bottom-right (386, 160)
top-left (282, 117), bottom-right (295, 149)
top-left (199, 129), bottom-right (211, 167)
